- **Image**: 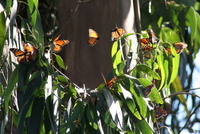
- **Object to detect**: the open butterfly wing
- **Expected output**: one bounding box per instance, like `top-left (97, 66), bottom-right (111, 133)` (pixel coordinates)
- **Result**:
top-left (173, 42), bottom-right (188, 54)
top-left (139, 38), bottom-right (150, 49)
top-left (10, 48), bottom-right (25, 56)
top-left (111, 28), bottom-right (126, 40)
top-left (53, 35), bottom-right (70, 52)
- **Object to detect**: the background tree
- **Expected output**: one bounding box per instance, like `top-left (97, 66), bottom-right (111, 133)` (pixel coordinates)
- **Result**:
top-left (0, 0), bottom-right (200, 134)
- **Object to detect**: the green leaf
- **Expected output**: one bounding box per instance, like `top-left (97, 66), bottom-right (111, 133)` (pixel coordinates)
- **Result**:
top-left (86, 102), bottom-right (98, 130)
top-left (103, 89), bottom-right (124, 131)
top-left (17, 71), bottom-right (43, 134)
top-left (136, 64), bottom-right (161, 80)
top-left (168, 47), bottom-right (180, 85)
top-left (137, 78), bottom-right (164, 104)
top-left (156, 52), bottom-right (165, 90)
top-left (27, 97), bottom-right (45, 134)
top-left (119, 84), bottom-right (142, 120)
top-left (57, 75), bottom-right (68, 83)
top-left (53, 53), bottom-right (67, 70)
top-left (4, 66), bottom-right (18, 114)
top-left (66, 101), bottom-right (85, 124)
top-left (185, 7), bottom-right (197, 45)
top-left (0, 11), bottom-right (6, 56)
top-left (111, 41), bottom-right (118, 58)
top-left (172, 76), bottom-right (189, 116)
top-left (121, 77), bottom-right (147, 118)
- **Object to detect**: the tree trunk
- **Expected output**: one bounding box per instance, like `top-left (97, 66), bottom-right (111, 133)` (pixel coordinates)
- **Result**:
top-left (58, 0), bottom-right (139, 88)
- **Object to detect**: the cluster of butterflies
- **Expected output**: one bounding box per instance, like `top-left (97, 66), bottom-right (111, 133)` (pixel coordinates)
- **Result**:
top-left (10, 27), bottom-right (126, 63)
top-left (102, 74), bottom-right (167, 119)
top-left (139, 29), bottom-right (188, 59)
top-left (101, 74), bottom-right (167, 119)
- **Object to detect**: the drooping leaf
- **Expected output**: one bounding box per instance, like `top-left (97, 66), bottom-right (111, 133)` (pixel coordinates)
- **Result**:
top-left (53, 53), bottom-right (67, 70)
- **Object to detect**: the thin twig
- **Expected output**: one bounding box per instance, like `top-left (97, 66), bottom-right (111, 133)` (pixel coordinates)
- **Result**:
top-left (180, 102), bottom-right (200, 132)
top-left (163, 88), bottom-right (200, 100)
top-left (52, 65), bottom-right (80, 89)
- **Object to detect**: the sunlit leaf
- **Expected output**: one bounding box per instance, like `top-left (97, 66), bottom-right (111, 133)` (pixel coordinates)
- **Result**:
top-left (53, 53), bottom-right (67, 70)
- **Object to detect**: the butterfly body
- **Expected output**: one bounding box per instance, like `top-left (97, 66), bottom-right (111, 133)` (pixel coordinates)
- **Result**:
top-left (111, 27), bottom-right (126, 41)
top-left (88, 29), bottom-right (100, 46)
top-left (53, 34), bottom-right (69, 52)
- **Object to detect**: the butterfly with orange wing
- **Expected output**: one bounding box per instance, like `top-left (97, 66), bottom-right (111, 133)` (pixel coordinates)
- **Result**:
top-left (143, 84), bottom-right (155, 97)
top-left (173, 42), bottom-right (187, 54)
top-left (147, 29), bottom-right (159, 44)
top-left (141, 46), bottom-right (154, 59)
top-left (164, 46), bottom-right (175, 57)
top-left (111, 27), bottom-right (126, 41)
top-left (101, 73), bottom-right (117, 89)
top-left (53, 34), bottom-right (69, 52)
top-left (88, 29), bottom-right (100, 46)
top-left (154, 106), bottom-right (167, 119)
top-left (10, 43), bottom-right (38, 63)
top-left (139, 38), bottom-right (150, 50)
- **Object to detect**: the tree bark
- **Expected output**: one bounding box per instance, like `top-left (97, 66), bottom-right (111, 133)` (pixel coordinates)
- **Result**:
top-left (58, 0), bottom-right (138, 88)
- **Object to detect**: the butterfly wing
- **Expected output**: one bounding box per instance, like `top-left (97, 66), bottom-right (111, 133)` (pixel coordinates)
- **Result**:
top-left (88, 29), bottom-right (100, 46)
top-left (23, 43), bottom-right (37, 53)
top-left (139, 38), bottom-right (150, 49)
top-left (154, 107), bottom-right (167, 119)
top-left (53, 35), bottom-right (70, 52)
top-left (23, 43), bottom-right (38, 61)
top-left (147, 29), bottom-right (158, 44)
top-left (106, 77), bottom-right (116, 89)
top-left (10, 48), bottom-right (25, 56)
top-left (144, 84), bottom-right (154, 97)
top-left (173, 42), bottom-right (188, 54)
top-left (10, 48), bottom-right (29, 63)
top-left (111, 28), bottom-right (126, 41)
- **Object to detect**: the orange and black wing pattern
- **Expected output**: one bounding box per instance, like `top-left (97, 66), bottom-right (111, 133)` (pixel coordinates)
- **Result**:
top-left (173, 42), bottom-right (187, 54)
top-left (88, 29), bottom-right (100, 46)
top-left (141, 46), bottom-right (154, 59)
top-left (147, 29), bottom-right (158, 44)
top-left (164, 46), bottom-right (175, 57)
top-left (10, 43), bottom-right (37, 63)
top-left (111, 27), bottom-right (126, 41)
top-left (139, 38), bottom-right (150, 50)
top-left (53, 34), bottom-right (70, 52)
top-left (101, 73), bottom-right (116, 89)
top-left (154, 107), bottom-right (167, 119)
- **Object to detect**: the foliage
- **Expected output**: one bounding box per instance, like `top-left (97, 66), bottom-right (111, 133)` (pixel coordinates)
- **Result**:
top-left (0, 0), bottom-right (200, 134)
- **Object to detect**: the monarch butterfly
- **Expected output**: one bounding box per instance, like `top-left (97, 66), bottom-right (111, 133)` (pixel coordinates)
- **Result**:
top-left (141, 46), bottom-right (154, 59)
top-left (173, 42), bottom-right (187, 54)
top-left (88, 29), bottom-right (100, 46)
top-left (154, 107), bottom-right (167, 119)
top-left (111, 27), bottom-right (126, 41)
top-left (10, 43), bottom-right (37, 63)
top-left (53, 34), bottom-right (69, 52)
top-left (164, 46), bottom-right (174, 57)
top-left (139, 38), bottom-right (150, 50)
top-left (101, 73), bottom-right (116, 89)
top-left (147, 29), bottom-right (159, 44)
top-left (143, 84), bottom-right (154, 97)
